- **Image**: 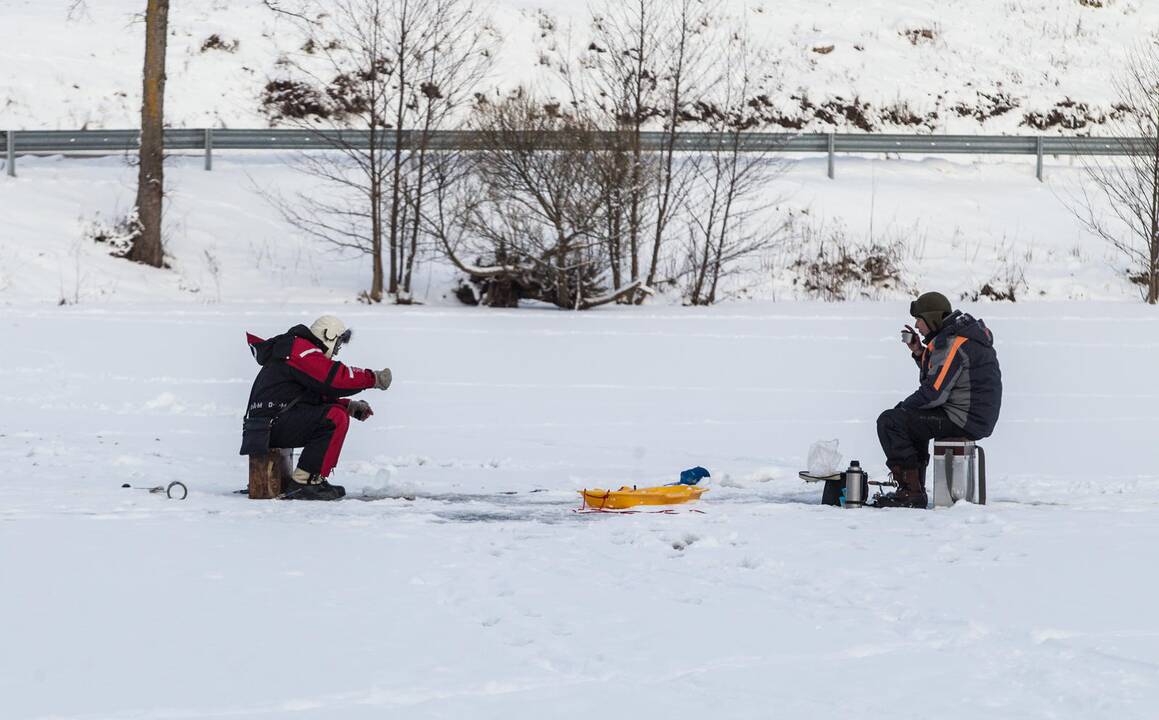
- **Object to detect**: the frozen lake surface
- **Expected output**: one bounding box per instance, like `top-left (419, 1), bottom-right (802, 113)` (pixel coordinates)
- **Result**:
top-left (3, 302), bottom-right (1157, 719)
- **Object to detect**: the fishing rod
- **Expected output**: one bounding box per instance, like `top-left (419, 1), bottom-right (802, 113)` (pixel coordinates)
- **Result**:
top-left (121, 481), bottom-right (188, 500)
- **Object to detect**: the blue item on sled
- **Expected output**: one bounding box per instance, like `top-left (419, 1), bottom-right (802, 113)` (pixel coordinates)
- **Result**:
top-left (674, 466), bottom-right (711, 486)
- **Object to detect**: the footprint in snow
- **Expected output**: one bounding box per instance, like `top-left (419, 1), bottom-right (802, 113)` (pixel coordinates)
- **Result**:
top-left (670, 532), bottom-right (700, 551)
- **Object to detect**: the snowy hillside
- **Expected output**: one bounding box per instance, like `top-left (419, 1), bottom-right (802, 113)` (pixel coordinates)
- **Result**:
top-left (2, 0), bottom-right (1158, 133)
top-left (0, 152), bottom-right (1140, 306)
top-left (2, 0), bottom-right (1157, 307)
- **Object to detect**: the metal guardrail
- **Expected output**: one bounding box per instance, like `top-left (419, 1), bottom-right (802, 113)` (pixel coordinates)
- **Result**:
top-left (3, 128), bottom-right (1155, 180)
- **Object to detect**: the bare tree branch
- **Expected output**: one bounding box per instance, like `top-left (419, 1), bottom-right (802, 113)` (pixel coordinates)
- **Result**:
top-left (1063, 37), bottom-right (1159, 303)
top-left (261, 0), bottom-right (494, 302)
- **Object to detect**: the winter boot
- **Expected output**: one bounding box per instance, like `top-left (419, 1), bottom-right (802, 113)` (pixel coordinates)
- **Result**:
top-left (872, 466), bottom-right (927, 509)
top-left (283, 468), bottom-right (346, 501)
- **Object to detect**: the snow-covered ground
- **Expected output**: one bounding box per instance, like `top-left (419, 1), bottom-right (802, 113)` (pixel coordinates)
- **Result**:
top-left (4, 302), bottom-right (1158, 719)
top-left (0, 151), bottom-right (1142, 305)
top-left (3, 0), bottom-right (1157, 133)
top-left (4, 2), bottom-right (1159, 716)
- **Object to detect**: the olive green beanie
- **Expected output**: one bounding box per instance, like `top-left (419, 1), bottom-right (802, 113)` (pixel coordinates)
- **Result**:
top-left (909, 291), bottom-right (952, 332)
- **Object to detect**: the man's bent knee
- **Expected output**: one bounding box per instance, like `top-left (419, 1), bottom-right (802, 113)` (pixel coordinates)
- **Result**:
top-left (325, 405), bottom-right (350, 432)
top-left (877, 407), bottom-right (905, 432)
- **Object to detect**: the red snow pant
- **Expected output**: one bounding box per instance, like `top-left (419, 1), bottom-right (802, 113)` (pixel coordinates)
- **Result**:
top-left (269, 403), bottom-right (350, 478)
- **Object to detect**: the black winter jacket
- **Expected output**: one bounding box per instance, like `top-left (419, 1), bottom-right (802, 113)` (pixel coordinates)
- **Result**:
top-left (901, 311), bottom-right (1002, 439)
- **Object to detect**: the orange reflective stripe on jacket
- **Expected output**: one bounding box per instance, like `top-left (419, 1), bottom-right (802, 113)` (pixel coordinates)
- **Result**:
top-left (933, 336), bottom-right (968, 391)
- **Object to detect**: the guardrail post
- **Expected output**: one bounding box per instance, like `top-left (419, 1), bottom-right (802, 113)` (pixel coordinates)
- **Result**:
top-left (6, 130), bottom-right (14, 177)
top-left (827, 132), bottom-right (835, 179)
top-left (204, 128), bottom-right (213, 171)
top-left (1036, 136), bottom-right (1044, 182)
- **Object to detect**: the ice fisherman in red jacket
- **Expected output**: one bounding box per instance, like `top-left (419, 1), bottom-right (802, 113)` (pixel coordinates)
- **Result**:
top-left (241, 315), bottom-right (391, 500)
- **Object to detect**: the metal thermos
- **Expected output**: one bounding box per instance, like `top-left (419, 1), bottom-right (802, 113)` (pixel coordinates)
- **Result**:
top-left (843, 460), bottom-right (865, 508)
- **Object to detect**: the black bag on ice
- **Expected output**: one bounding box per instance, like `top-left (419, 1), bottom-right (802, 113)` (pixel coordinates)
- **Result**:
top-left (239, 416), bottom-right (274, 456)
top-left (239, 392), bottom-right (305, 456)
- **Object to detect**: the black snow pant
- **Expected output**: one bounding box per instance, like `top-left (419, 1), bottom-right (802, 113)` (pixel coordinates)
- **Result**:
top-left (876, 406), bottom-right (967, 470)
top-left (269, 403), bottom-right (350, 477)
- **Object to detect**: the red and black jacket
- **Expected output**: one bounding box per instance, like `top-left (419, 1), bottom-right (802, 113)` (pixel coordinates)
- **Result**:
top-left (244, 325), bottom-right (375, 417)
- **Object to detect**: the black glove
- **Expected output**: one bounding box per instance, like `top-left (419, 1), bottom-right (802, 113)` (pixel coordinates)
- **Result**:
top-left (374, 368), bottom-right (393, 391)
top-left (348, 400), bottom-right (373, 421)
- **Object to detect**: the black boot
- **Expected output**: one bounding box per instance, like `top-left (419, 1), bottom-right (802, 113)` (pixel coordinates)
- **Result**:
top-left (872, 466), bottom-right (927, 509)
top-left (283, 475), bottom-right (346, 501)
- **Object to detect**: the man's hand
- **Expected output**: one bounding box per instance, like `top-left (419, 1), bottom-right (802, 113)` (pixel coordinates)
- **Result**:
top-left (348, 400), bottom-right (374, 421)
top-left (374, 368), bottom-right (393, 391)
top-left (902, 325), bottom-right (922, 355)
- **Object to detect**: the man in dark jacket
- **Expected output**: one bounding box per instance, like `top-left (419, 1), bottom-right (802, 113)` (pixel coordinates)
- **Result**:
top-left (874, 292), bottom-right (1002, 508)
top-left (241, 315), bottom-right (392, 500)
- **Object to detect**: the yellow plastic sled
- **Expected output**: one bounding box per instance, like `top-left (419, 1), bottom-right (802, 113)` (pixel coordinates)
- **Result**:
top-left (579, 484), bottom-right (709, 510)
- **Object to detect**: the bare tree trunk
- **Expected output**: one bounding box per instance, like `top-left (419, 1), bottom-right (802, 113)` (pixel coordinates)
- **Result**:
top-left (606, 180), bottom-right (623, 289)
top-left (622, 0), bottom-right (653, 286)
top-left (386, 0), bottom-right (413, 298)
top-left (689, 154), bottom-right (722, 304)
top-left (371, 1), bottom-right (388, 303)
top-left (626, 0), bottom-right (652, 287)
top-left (1149, 137), bottom-right (1159, 304)
top-left (641, 0), bottom-right (697, 299)
top-left (628, 132), bottom-right (643, 283)
top-left (402, 40), bottom-right (441, 298)
top-left (129, 0), bottom-right (169, 268)
top-left (707, 134), bottom-right (742, 304)
top-left (370, 136), bottom-right (385, 301)
top-left (403, 119), bottom-right (434, 296)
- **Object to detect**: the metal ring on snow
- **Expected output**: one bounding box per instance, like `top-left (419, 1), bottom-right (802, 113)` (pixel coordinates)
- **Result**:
top-left (166, 481), bottom-right (188, 500)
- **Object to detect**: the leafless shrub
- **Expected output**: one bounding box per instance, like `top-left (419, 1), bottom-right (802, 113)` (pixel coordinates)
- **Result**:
top-left (679, 21), bottom-right (788, 305)
top-left (202, 249), bottom-right (223, 302)
top-left (261, 0), bottom-right (494, 303)
top-left (1021, 97), bottom-right (1106, 130)
top-left (960, 261), bottom-right (1027, 302)
top-left (953, 90), bottom-right (1020, 121)
top-left (566, 0), bottom-right (666, 300)
top-left (902, 28), bottom-right (936, 45)
top-left (260, 79), bottom-right (330, 122)
top-left (814, 96), bottom-right (874, 131)
top-left (880, 101), bottom-right (937, 129)
top-left (785, 217), bottom-right (908, 301)
top-left (560, 0), bottom-right (716, 303)
top-left (1063, 38), bottom-right (1159, 303)
top-left (200, 34), bottom-right (239, 53)
top-left (83, 213), bottom-right (139, 257)
top-left (432, 92), bottom-right (642, 309)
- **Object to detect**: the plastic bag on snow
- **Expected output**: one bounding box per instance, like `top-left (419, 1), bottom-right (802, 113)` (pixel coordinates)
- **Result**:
top-left (807, 439), bottom-right (842, 477)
